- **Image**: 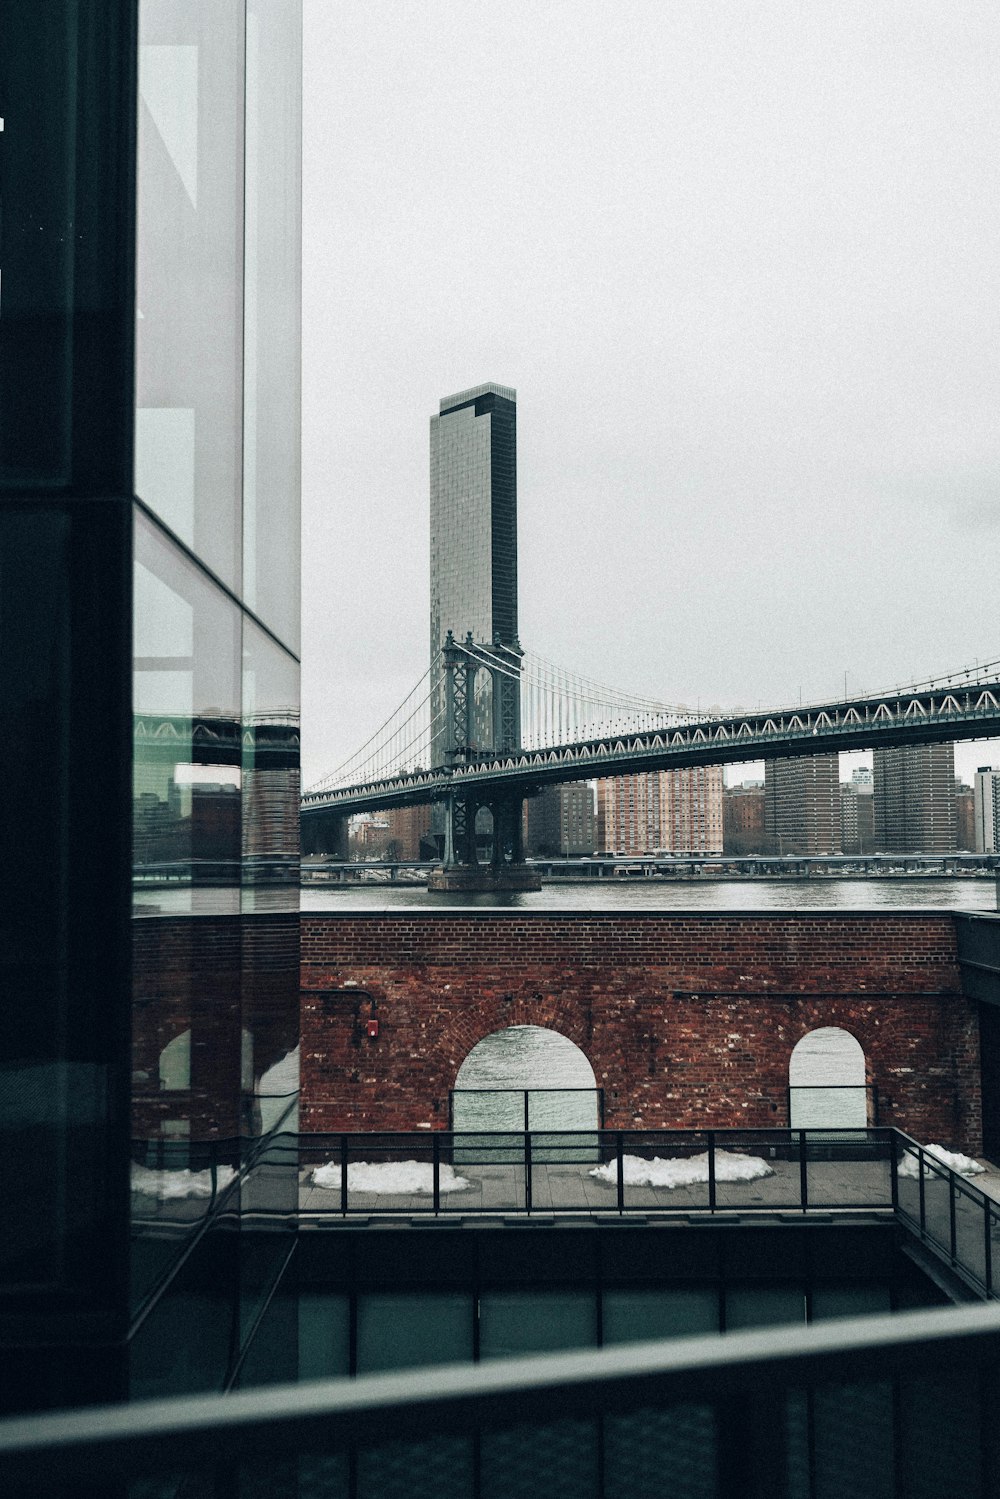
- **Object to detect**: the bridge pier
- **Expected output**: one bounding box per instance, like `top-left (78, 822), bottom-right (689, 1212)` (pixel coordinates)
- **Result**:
top-left (428, 790), bottom-right (541, 892)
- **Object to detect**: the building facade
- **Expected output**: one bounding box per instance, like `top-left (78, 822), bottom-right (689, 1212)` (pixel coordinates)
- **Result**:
top-left (526, 782), bottom-right (597, 856)
top-left (973, 768), bottom-right (1000, 853)
top-left (873, 744), bottom-right (957, 853)
top-left (722, 784), bottom-right (766, 855)
top-left (841, 767), bottom-right (875, 855)
top-left (764, 755), bottom-right (842, 855)
top-left (429, 383), bottom-right (520, 766)
top-left (2, 3), bottom-right (302, 1414)
top-left (597, 768), bottom-right (723, 854)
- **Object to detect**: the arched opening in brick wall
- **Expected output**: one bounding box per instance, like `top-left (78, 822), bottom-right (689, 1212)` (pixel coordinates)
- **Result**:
top-left (789, 1027), bottom-right (868, 1129)
top-left (452, 1024), bottom-right (600, 1135)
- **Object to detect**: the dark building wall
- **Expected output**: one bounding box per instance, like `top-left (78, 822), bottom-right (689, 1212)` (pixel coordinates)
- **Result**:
top-left (764, 755), bottom-right (842, 854)
top-left (723, 787), bottom-right (765, 854)
top-left (873, 744), bottom-right (957, 853)
top-left (526, 782), bottom-right (596, 856)
top-left (301, 914), bottom-right (979, 1148)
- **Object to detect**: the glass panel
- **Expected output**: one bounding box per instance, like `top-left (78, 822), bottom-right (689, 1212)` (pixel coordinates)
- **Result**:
top-left (243, 0), bottom-right (302, 651)
top-left (129, 1216), bottom-right (240, 1399)
top-left (241, 624), bottom-right (300, 911)
top-left (356, 1292), bottom-right (472, 1373)
top-left (0, 502), bottom-right (131, 1344)
top-left (812, 1382), bottom-right (894, 1499)
top-left (810, 1284), bottom-right (891, 1320)
top-left (602, 1287), bottom-right (720, 1343)
top-left (724, 1286), bottom-right (806, 1330)
top-left (135, 0), bottom-right (245, 591)
top-left (133, 511), bottom-right (242, 907)
top-left (0, 5), bottom-right (133, 495)
top-left (298, 1293), bottom-right (350, 1381)
top-left (479, 1290), bottom-right (597, 1360)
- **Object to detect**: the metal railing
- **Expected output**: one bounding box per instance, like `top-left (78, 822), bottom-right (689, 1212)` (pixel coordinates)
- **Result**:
top-left (894, 1134), bottom-right (1000, 1299)
top-left (5, 1302), bottom-right (1000, 1497)
top-left (297, 1126), bottom-right (901, 1219)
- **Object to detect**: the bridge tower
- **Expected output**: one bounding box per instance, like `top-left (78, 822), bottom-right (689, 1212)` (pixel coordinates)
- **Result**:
top-left (427, 383), bottom-right (539, 890)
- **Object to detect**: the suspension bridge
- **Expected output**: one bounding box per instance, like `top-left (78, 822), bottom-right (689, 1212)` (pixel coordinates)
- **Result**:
top-left (301, 637), bottom-right (1000, 887)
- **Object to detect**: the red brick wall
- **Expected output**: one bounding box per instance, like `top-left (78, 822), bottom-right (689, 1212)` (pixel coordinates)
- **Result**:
top-left (301, 913), bottom-right (981, 1149)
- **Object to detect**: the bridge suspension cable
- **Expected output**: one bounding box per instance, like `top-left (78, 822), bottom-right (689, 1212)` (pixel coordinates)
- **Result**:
top-left (305, 659), bottom-right (445, 794)
top-left (305, 642), bottom-right (1000, 802)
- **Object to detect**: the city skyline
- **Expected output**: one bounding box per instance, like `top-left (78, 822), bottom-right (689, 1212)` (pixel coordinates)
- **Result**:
top-left (301, 2), bottom-right (1000, 790)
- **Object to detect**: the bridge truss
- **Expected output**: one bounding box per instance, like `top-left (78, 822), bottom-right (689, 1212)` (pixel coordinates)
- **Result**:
top-left (303, 651), bottom-right (1000, 820)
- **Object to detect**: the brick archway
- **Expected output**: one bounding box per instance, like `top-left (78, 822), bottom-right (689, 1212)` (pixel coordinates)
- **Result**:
top-left (300, 913), bottom-right (981, 1146)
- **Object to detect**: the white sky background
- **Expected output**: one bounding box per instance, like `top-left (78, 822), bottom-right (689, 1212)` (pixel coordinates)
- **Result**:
top-left (301, 1), bottom-right (1000, 790)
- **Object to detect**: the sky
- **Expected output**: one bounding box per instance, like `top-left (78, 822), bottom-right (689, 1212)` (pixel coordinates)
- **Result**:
top-left (300, 1), bottom-right (1000, 791)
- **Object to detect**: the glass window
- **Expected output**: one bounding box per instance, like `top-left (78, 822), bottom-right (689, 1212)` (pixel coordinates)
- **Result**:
top-left (135, 0), bottom-right (245, 591)
top-left (724, 1286), bottom-right (806, 1330)
top-left (479, 1290), bottom-right (597, 1360)
top-left (0, 6), bottom-right (133, 496)
top-left (133, 511), bottom-right (242, 908)
top-left (298, 1293), bottom-right (350, 1381)
top-left (602, 1287), bottom-right (719, 1344)
top-left (357, 1292), bottom-right (472, 1373)
top-left (811, 1284), bottom-right (891, 1321)
top-left (241, 623), bottom-right (300, 911)
top-left (243, 0), bottom-right (302, 651)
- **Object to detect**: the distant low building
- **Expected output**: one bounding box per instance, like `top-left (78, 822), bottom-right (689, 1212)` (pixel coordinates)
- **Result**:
top-left (840, 770), bottom-right (875, 855)
top-left (974, 767), bottom-right (1000, 853)
top-left (956, 779), bottom-right (975, 851)
top-left (382, 803), bottom-right (434, 860)
top-left (526, 782), bottom-right (596, 856)
top-left (723, 784), bottom-right (766, 855)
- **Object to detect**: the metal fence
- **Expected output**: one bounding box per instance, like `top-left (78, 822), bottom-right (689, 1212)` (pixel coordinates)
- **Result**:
top-left (4, 1302), bottom-right (1000, 1498)
top-left (297, 1126), bottom-right (901, 1219)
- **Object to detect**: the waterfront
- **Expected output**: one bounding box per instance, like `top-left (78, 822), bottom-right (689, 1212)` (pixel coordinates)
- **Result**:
top-left (301, 877), bottom-right (998, 913)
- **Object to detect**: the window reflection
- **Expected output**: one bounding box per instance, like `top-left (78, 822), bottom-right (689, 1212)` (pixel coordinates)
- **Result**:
top-left (135, 0), bottom-right (245, 590)
top-left (133, 513), bottom-right (242, 907)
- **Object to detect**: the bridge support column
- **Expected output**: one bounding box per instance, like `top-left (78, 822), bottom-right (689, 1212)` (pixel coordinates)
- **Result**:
top-left (428, 791), bottom-right (540, 892)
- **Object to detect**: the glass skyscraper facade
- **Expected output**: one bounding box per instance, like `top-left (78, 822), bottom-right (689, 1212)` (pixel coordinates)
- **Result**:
top-left (1, 1), bottom-right (301, 1414)
top-left (429, 383), bottom-right (519, 766)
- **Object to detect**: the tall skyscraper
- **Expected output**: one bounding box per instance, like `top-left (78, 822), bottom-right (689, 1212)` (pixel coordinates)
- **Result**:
top-left (973, 767), bottom-right (1000, 853)
top-left (429, 384), bottom-right (520, 766)
top-left (764, 755), bottom-right (842, 854)
top-left (873, 743), bottom-right (957, 852)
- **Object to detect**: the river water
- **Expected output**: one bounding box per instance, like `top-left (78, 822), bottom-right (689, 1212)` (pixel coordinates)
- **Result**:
top-left (301, 877), bottom-right (998, 912)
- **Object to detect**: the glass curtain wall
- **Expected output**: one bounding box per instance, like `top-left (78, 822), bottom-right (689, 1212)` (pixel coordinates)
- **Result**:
top-left (0, 1), bottom-right (137, 1415)
top-left (130, 0), bottom-right (301, 1398)
top-left (0, 0), bottom-right (299, 1415)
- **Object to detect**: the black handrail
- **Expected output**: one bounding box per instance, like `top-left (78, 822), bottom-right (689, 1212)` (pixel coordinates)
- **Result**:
top-left (5, 1304), bottom-right (1000, 1494)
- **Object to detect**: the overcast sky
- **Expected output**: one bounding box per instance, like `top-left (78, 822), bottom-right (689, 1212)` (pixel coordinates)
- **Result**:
top-left (300, 1), bottom-right (999, 790)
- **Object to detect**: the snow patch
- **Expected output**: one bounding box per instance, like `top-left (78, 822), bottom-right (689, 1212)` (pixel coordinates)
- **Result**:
top-left (131, 1164), bottom-right (237, 1200)
top-left (898, 1144), bottom-right (985, 1179)
top-left (590, 1149), bottom-right (773, 1190)
top-left (311, 1160), bottom-right (471, 1195)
